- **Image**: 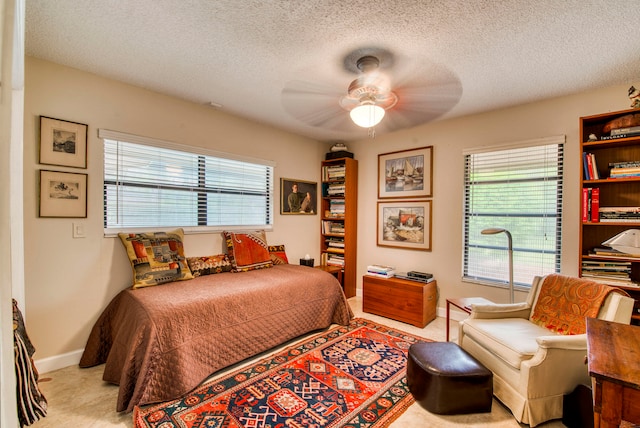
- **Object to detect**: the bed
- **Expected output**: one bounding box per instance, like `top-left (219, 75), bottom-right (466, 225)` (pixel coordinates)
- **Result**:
top-left (79, 264), bottom-right (353, 412)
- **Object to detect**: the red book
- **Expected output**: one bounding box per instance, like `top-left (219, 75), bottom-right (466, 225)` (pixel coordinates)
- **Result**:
top-left (586, 154), bottom-right (595, 180)
top-left (582, 188), bottom-right (589, 222)
top-left (591, 188), bottom-right (600, 222)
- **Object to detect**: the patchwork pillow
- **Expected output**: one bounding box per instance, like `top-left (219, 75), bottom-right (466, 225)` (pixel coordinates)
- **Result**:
top-left (186, 254), bottom-right (233, 277)
top-left (268, 244), bottom-right (289, 265)
top-left (223, 230), bottom-right (273, 272)
top-left (118, 228), bottom-right (193, 289)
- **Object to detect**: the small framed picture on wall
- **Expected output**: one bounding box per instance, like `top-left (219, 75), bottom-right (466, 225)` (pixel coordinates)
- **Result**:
top-left (39, 116), bottom-right (88, 169)
top-left (377, 200), bottom-right (432, 251)
top-left (378, 146), bottom-right (433, 199)
top-left (280, 178), bottom-right (317, 215)
top-left (39, 170), bottom-right (88, 218)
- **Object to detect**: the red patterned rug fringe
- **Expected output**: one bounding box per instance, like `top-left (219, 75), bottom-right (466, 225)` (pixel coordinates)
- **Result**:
top-left (134, 318), bottom-right (431, 428)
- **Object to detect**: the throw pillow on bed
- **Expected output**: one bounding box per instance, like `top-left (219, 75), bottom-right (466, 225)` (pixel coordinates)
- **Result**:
top-left (268, 244), bottom-right (289, 265)
top-left (223, 230), bottom-right (273, 272)
top-left (187, 254), bottom-right (233, 277)
top-left (118, 228), bottom-right (194, 288)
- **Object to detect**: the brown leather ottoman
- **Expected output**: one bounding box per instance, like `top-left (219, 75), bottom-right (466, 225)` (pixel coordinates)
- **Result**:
top-left (407, 341), bottom-right (493, 414)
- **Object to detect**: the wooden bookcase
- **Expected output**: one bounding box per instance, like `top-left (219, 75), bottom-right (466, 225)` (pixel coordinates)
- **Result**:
top-left (579, 108), bottom-right (640, 324)
top-left (321, 157), bottom-right (357, 298)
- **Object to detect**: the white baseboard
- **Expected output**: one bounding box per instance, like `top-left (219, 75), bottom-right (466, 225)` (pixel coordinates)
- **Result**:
top-left (35, 349), bottom-right (84, 374)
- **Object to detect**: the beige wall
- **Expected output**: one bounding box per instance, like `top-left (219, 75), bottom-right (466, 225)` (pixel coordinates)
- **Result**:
top-left (24, 56), bottom-right (639, 371)
top-left (24, 57), bottom-right (326, 368)
top-left (350, 84), bottom-right (635, 304)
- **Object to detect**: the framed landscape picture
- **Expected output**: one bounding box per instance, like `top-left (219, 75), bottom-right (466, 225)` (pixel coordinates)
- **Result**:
top-left (378, 146), bottom-right (432, 199)
top-left (377, 200), bottom-right (432, 251)
top-left (39, 170), bottom-right (88, 218)
top-left (280, 178), bottom-right (317, 215)
top-left (39, 116), bottom-right (88, 168)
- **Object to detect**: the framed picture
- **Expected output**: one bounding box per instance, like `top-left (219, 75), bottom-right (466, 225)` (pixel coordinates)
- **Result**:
top-left (39, 170), bottom-right (88, 218)
top-left (378, 146), bottom-right (433, 199)
top-left (39, 116), bottom-right (88, 168)
top-left (280, 178), bottom-right (317, 215)
top-left (377, 200), bottom-right (432, 251)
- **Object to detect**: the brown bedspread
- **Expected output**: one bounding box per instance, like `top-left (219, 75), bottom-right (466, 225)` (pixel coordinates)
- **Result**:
top-left (79, 264), bottom-right (353, 412)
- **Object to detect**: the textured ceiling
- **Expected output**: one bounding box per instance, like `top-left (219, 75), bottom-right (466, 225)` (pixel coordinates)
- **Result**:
top-left (25, 0), bottom-right (640, 142)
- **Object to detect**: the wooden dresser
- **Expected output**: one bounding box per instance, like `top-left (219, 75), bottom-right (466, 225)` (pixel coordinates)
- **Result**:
top-left (362, 275), bottom-right (437, 327)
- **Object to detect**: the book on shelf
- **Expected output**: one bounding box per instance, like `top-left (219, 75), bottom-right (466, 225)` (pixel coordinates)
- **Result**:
top-left (611, 126), bottom-right (640, 136)
top-left (323, 253), bottom-right (344, 266)
top-left (600, 134), bottom-right (634, 141)
top-left (325, 247), bottom-right (345, 254)
top-left (609, 164), bottom-right (640, 178)
top-left (597, 206), bottom-right (640, 222)
top-left (582, 187), bottom-right (599, 222)
top-left (322, 165), bottom-right (346, 180)
top-left (322, 220), bottom-right (345, 234)
top-left (589, 247), bottom-right (640, 258)
top-left (325, 238), bottom-right (344, 248)
top-left (582, 152), bottom-right (599, 180)
top-left (609, 161), bottom-right (640, 169)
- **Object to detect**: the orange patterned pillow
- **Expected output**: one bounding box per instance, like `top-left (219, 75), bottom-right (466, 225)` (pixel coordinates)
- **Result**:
top-left (268, 244), bottom-right (289, 265)
top-left (186, 254), bottom-right (232, 277)
top-left (223, 230), bottom-right (273, 272)
top-left (118, 228), bottom-right (193, 288)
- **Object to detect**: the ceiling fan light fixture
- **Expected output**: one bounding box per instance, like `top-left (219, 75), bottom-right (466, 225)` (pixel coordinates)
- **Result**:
top-left (350, 102), bottom-right (385, 128)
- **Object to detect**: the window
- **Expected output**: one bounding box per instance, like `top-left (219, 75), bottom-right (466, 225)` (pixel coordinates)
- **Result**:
top-left (101, 129), bottom-right (274, 232)
top-left (463, 136), bottom-right (564, 288)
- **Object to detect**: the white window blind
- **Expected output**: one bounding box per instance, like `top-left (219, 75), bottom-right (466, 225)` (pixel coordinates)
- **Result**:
top-left (101, 130), bottom-right (274, 232)
top-left (463, 136), bottom-right (564, 287)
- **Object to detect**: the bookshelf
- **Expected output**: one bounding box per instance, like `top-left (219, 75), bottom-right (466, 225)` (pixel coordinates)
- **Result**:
top-left (580, 108), bottom-right (640, 324)
top-left (321, 157), bottom-right (357, 298)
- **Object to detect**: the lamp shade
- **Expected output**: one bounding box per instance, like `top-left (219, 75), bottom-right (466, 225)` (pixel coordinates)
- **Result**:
top-left (350, 103), bottom-right (385, 128)
top-left (602, 229), bottom-right (640, 255)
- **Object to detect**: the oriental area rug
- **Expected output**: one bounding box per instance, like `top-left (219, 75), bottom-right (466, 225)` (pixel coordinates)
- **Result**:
top-left (134, 318), bottom-right (430, 428)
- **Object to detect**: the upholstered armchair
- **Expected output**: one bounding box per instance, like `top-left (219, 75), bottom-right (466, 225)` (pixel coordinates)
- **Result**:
top-left (458, 274), bottom-right (634, 427)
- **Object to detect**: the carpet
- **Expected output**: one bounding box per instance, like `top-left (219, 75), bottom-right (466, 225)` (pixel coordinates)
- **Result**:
top-left (134, 318), bottom-right (430, 428)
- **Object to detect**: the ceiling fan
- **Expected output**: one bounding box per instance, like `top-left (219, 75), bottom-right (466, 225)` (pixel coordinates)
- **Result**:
top-left (281, 47), bottom-right (463, 137)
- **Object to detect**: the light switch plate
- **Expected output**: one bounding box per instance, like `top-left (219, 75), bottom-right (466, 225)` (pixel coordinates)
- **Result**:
top-left (72, 222), bottom-right (86, 238)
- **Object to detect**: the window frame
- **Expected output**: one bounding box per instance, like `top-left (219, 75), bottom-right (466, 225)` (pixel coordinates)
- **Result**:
top-left (462, 135), bottom-right (565, 289)
top-left (99, 129), bottom-right (275, 236)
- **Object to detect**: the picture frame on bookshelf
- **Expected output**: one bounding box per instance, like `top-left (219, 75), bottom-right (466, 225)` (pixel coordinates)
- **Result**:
top-left (280, 178), bottom-right (317, 215)
top-left (39, 170), bottom-right (88, 218)
top-left (376, 200), bottom-right (432, 251)
top-left (39, 116), bottom-right (88, 169)
top-left (378, 146), bottom-right (433, 199)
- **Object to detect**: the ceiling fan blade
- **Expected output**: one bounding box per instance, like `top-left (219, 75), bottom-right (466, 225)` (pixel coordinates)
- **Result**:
top-left (281, 80), bottom-right (354, 130)
top-left (383, 80), bottom-right (463, 130)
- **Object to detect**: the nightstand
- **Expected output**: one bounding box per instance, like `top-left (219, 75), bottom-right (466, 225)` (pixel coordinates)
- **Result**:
top-left (315, 265), bottom-right (343, 286)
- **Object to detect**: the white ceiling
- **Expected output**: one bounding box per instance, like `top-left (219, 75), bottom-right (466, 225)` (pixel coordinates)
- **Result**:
top-left (25, 0), bottom-right (640, 142)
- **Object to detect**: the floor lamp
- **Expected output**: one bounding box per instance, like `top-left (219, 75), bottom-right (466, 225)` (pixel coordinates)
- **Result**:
top-left (481, 227), bottom-right (514, 303)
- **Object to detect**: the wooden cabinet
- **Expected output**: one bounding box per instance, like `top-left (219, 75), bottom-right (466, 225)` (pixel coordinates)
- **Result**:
top-left (362, 275), bottom-right (437, 327)
top-left (579, 108), bottom-right (640, 324)
top-left (321, 157), bottom-right (357, 298)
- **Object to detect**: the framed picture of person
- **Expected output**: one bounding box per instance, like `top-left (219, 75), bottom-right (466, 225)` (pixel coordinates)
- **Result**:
top-left (280, 178), bottom-right (317, 215)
